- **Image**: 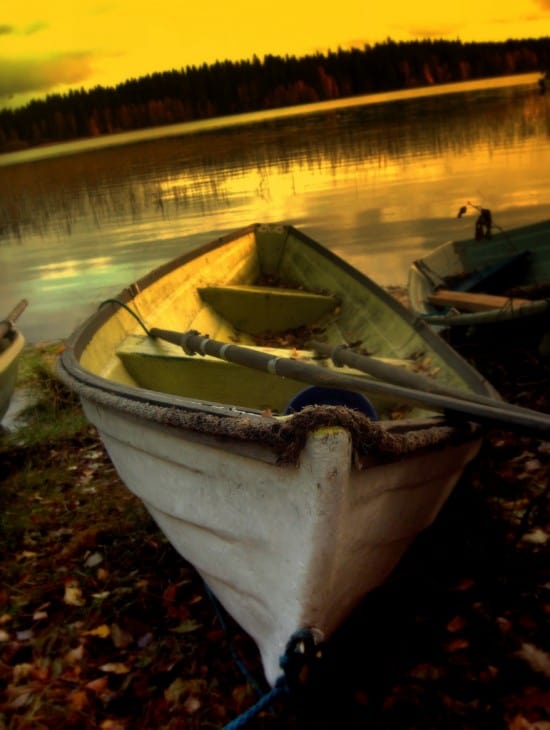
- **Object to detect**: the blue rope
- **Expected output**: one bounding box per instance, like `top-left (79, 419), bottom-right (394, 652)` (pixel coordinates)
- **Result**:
top-left (223, 628), bottom-right (323, 729)
top-left (223, 677), bottom-right (289, 730)
top-left (202, 583), bottom-right (264, 698)
top-left (201, 581), bottom-right (290, 728)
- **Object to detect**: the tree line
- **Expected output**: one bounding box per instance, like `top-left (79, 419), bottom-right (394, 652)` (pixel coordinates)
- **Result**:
top-left (1, 38), bottom-right (549, 153)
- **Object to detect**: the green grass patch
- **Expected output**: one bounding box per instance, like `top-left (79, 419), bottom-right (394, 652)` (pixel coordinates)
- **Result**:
top-left (3, 342), bottom-right (88, 447)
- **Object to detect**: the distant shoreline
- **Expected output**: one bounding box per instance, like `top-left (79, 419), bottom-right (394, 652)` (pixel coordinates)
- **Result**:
top-left (0, 72), bottom-right (541, 168)
top-left (2, 36), bottom-right (548, 159)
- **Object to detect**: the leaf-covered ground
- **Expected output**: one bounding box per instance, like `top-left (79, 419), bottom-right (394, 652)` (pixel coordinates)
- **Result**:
top-left (0, 322), bottom-right (548, 730)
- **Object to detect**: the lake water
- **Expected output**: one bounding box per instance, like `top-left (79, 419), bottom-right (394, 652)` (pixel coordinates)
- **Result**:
top-left (1, 72), bottom-right (549, 344)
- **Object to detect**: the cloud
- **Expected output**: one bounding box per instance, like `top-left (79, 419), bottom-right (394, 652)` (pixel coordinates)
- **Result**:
top-left (0, 52), bottom-right (95, 99)
top-left (23, 22), bottom-right (49, 35)
top-left (406, 25), bottom-right (461, 40)
top-left (0, 21), bottom-right (48, 36)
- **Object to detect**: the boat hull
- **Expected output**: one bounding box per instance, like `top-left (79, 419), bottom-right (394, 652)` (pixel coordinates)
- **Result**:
top-left (59, 222), bottom-right (497, 686)
top-left (79, 395), bottom-right (481, 686)
top-left (0, 330), bottom-right (25, 422)
top-left (408, 219), bottom-right (550, 328)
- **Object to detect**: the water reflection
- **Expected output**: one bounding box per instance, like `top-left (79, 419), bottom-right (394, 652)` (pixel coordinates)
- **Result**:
top-left (1, 76), bottom-right (549, 342)
top-left (32, 256), bottom-right (112, 280)
top-left (1, 78), bottom-right (548, 244)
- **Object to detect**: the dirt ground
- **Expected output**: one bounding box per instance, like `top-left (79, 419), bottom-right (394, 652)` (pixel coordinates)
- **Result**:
top-left (0, 319), bottom-right (548, 729)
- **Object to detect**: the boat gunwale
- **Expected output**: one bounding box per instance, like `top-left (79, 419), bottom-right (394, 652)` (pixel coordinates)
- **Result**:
top-left (0, 327), bottom-right (25, 359)
top-left (63, 223), bottom-right (496, 394)
top-left (56, 222), bottom-right (498, 459)
top-left (418, 297), bottom-right (550, 326)
top-left (0, 328), bottom-right (25, 421)
top-left (408, 219), bottom-right (550, 326)
top-left (57, 347), bottom-right (480, 467)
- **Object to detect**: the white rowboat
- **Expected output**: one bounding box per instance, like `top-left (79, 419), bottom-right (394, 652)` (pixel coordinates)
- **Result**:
top-left (59, 223), bottom-right (510, 686)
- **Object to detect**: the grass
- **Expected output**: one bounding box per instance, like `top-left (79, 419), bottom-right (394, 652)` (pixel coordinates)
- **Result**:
top-left (3, 342), bottom-right (88, 447)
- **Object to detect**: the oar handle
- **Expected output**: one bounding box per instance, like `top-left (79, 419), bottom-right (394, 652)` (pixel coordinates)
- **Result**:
top-left (148, 328), bottom-right (550, 435)
top-left (0, 299), bottom-right (28, 340)
top-left (309, 340), bottom-right (529, 417)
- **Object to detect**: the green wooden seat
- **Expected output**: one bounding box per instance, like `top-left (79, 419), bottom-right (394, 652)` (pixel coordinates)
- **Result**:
top-left (197, 285), bottom-right (339, 334)
top-left (116, 335), bottom-right (311, 411)
top-left (116, 334), bottom-right (416, 414)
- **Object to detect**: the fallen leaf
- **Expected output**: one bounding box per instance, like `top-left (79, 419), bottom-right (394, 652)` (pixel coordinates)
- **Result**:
top-left (83, 624), bottom-right (111, 639)
top-left (12, 663), bottom-right (33, 684)
top-left (16, 629), bottom-right (33, 641)
top-left (99, 721), bottom-right (126, 730)
top-left (445, 638), bottom-right (469, 652)
top-left (84, 552), bottom-right (104, 568)
top-left (164, 678), bottom-right (188, 705)
top-left (170, 619), bottom-right (202, 634)
top-left (86, 676), bottom-right (109, 694)
top-left (184, 696), bottom-right (201, 714)
top-left (164, 678), bottom-right (207, 706)
top-left (508, 715), bottom-right (550, 729)
top-left (409, 663), bottom-right (443, 680)
top-left (521, 528), bottom-right (548, 545)
top-left (16, 551), bottom-right (38, 561)
top-left (64, 581), bottom-right (85, 606)
top-left (111, 623), bottom-right (133, 649)
top-left (515, 643), bottom-right (550, 679)
top-left (65, 644), bottom-right (84, 664)
top-left (99, 662), bottom-right (131, 674)
top-left (68, 690), bottom-right (88, 711)
top-left (446, 615), bottom-right (466, 633)
top-left (497, 616), bottom-right (513, 633)
top-left (97, 567), bottom-right (109, 581)
top-left (137, 632), bottom-right (153, 648)
top-left (8, 689), bottom-right (34, 709)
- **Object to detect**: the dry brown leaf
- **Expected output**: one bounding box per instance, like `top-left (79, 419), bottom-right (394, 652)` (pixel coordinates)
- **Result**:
top-left (68, 690), bottom-right (88, 711)
top-left (83, 624), bottom-right (111, 639)
top-left (99, 662), bottom-right (131, 674)
top-left (64, 581), bottom-right (85, 606)
top-left (86, 676), bottom-right (109, 694)
top-left (521, 529), bottom-right (548, 545)
top-left (65, 644), bottom-right (84, 664)
top-left (508, 715), bottom-right (550, 730)
top-left (183, 696), bottom-right (201, 714)
top-left (515, 643), bottom-right (550, 679)
top-left (446, 615), bottom-right (466, 633)
top-left (99, 721), bottom-right (126, 730)
top-left (12, 663), bottom-right (33, 684)
top-left (446, 638), bottom-right (469, 652)
top-left (111, 623), bottom-right (133, 649)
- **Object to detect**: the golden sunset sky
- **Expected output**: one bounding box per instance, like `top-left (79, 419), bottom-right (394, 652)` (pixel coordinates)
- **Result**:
top-left (2, 0), bottom-right (549, 109)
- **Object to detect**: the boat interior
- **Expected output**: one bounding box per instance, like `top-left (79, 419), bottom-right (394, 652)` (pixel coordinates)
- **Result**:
top-left (79, 226), bottom-right (479, 418)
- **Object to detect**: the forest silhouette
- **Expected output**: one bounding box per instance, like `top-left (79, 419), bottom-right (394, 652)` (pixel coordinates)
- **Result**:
top-left (1, 38), bottom-right (548, 154)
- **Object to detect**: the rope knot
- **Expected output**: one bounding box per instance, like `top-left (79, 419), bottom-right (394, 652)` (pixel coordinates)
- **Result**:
top-left (279, 628), bottom-right (324, 692)
top-left (223, 628), bottom-right (324, 729)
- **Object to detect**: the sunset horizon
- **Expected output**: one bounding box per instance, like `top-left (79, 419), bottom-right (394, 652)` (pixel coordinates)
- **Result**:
top-left (2, 0), bottom-right (549, 110)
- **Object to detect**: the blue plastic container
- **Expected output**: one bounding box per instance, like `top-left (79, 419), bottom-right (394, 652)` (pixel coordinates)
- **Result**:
top-left (284, 386), bottom-right (378, 419)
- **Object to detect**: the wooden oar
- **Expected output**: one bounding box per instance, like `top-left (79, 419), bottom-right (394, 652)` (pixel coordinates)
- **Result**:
top-left (148, 328), bottom-right (550, 435)
top-left (308, 339), bottom-right (531, 418)
top-left (0, 299), bottom-right (28, 340)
